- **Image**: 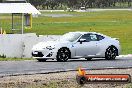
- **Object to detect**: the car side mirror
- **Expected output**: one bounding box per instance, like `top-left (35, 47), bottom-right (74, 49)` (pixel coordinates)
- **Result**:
top-left (79, 39), bottom-right (86, 44)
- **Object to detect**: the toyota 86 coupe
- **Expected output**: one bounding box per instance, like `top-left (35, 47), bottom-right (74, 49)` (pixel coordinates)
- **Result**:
top-left (32, 32), bottom-right (120, 62)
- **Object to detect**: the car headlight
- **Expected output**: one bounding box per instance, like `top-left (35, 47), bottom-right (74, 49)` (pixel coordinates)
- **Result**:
top-left (46, 46), bottom-right (55, 50)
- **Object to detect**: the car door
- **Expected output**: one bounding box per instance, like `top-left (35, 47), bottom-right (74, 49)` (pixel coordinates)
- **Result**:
top-left (74, 33), bottom-right (100, 57)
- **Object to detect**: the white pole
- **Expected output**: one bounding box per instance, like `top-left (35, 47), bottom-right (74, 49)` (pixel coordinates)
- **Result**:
top-left (22, 13), bottom-right (24, 34)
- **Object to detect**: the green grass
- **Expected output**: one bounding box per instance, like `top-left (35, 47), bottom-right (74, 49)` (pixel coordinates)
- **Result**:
top-left (0, 58), bottom-right (33, 61)
top-left (0, 11), bottom-right (132, 55)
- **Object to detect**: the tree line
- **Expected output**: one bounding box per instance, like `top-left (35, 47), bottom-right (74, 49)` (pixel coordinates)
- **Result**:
top-left (29, 0), bottom-right (132, 10)
top-left (0, 0), bottom-right (132, 9)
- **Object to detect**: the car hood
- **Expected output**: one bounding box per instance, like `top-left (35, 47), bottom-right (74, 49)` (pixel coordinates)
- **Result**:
top-left (32, 40), bottom-right (70, 50)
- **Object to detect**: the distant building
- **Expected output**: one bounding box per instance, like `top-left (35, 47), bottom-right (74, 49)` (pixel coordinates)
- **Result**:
top-left (80, 7), bottom-right (86, 10)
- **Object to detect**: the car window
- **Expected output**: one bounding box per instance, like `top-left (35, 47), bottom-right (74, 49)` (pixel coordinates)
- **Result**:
top-left (96, 34), bottom-right (105, 41)
top-left (80, 33), bottom-right (104, 42)
top-left (80, 34), bottom-right (98, 42)
top-left (89, 34), bottom-right (98, 41)
top-left (80, 34), bottom-right (91, 42)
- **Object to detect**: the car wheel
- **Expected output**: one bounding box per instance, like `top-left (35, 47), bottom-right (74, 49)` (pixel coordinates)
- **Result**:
top-left (105, 46), bottom-right (118, 60)
top-left (37, 59), bottom-right (47, 62)
top-left (85, 58), bottom-right (92, 61)
top-left (76, 75), bottom-right (86, 85)
top-left (57, 48), bottom-right (70, 62)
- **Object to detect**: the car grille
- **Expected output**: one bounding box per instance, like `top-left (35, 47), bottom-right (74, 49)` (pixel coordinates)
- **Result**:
top-left (32, 52), bottom-right (44, 57)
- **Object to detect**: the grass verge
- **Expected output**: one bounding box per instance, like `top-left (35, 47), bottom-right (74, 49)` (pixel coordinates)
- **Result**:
top-left (0, 58), bottom-right (33, 61)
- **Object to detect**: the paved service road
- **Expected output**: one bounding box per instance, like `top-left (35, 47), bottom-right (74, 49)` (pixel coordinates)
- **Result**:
top-left (0, 57), bottom-right (132, 76)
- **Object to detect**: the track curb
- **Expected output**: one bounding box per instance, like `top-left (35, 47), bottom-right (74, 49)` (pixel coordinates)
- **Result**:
top-left (0, 66), bottom-right (132, 78)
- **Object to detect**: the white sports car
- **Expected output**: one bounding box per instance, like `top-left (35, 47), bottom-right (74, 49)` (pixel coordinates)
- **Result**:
top-left (32, 32), bottom-right (120, 62)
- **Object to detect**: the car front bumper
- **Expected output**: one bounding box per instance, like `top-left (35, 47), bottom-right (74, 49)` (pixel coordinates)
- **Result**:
top-left (32, 48), bottom-right (57, 59)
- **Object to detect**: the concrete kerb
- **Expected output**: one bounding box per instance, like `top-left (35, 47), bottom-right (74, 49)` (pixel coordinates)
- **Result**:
top-left (117, 55), bottom-right (132, 58)
top-left (0, 66), bottom-right (132, 78)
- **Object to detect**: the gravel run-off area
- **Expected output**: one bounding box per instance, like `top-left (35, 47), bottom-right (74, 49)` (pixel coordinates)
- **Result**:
top-left (0, 68), bottom-right (131, 88)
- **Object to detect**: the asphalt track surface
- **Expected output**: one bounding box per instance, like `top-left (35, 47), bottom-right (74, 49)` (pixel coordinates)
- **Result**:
top-left (0, 56), bottom-right (132, 77)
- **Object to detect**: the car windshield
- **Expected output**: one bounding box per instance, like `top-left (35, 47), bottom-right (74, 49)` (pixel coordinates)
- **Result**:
top-left (59, 32), bottom-right (82, 42)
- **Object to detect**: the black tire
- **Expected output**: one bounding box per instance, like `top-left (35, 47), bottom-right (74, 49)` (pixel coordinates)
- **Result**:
top-left (85, 58), bottom-right (92, 61)
top-left (76, 75), bottom-right (87, 85)
top-left (105, 46), bottom-right (118, 60)
top-left (57, 48), bottom-right (70, 62)
top-left (37, 59), bottom-right (47, 62)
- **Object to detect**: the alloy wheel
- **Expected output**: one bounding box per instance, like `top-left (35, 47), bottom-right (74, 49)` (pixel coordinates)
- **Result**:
top-left (105, 46), bottom-right (117, 60)
top-left (57, 48), bottom-right (70, 62)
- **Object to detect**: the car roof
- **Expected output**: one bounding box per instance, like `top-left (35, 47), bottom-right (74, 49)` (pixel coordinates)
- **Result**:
top-left (69, 31), bottom-right (101, 35)
top-left (68, 31), bottom-right (109, 38)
